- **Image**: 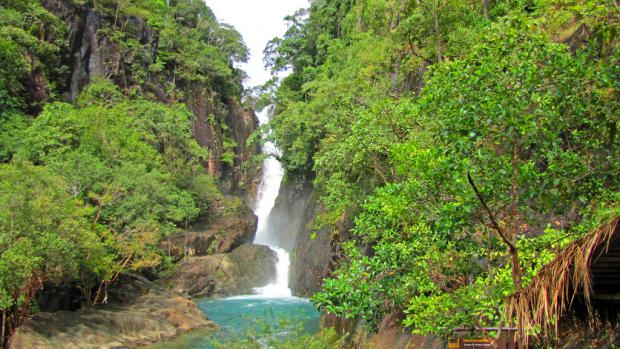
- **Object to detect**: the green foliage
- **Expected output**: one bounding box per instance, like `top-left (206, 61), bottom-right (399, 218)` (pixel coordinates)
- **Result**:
top-left (0, 111), bottom-right (28, 162)
top-left (402, 227), bottom-right (564, 336)
top-left (0, 0), bottom-right (249, 149)
top-left (271, 0), bottom-right (620, 339)
top-left (0, 0), bottom-right (69, 164)
top-left (0, 161), bottom-right (105, 316)
top-left (313, 20), bottom-right (620, 331)
top-left (150, 0), bottom-right (247, 99)
top-left (0, 0), bottom-right (68, 105)
top-left (0, 81), bottom-right (225, 330)
top-left (18, 81), bottom-right (213, 237)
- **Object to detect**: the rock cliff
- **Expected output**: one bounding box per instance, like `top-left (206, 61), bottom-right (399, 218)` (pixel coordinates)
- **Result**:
top-left (35, 0), bottom-right (260, 187)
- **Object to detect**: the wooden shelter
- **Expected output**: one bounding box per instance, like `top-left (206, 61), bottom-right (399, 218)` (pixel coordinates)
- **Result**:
top-left (507, 216), bottom-right (620, 344)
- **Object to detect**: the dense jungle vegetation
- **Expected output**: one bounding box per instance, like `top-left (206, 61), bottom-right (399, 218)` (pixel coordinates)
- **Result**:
top-left (2, 0), bottom-right (620, 347)
top-left (0, 0), bottom-right (247, 340)
top-left (265, 0), bottom-right (620, 341)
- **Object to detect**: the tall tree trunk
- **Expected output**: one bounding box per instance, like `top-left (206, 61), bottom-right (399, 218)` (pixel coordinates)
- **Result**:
top-left (482, 0), bottom-right (489, 17)
top-left (510, 144), bottom-right (523, 291)
top-left (357, 0), bottom-right (366, 31)
top-left (113, 2), bottom-right (120, 30)
top-left (434, 1), bottom-right (442, 62)
top-left (510, 249), bottom-right (522, 291)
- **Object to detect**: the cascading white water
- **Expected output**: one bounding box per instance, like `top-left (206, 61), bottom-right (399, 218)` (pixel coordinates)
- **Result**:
top-left (252, 105), bottom-right (292, 298)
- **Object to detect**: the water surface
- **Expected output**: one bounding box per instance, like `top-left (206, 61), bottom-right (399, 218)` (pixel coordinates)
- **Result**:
top-left (148, 295), bottom-right (320, 348)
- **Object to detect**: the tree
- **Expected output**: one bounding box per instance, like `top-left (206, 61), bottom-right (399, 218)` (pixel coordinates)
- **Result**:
top-left (15, 81), bottom-right (221, 305)
top-left (0, 161), bottom-right (104, 338)
top-left (309, 7), bottom-right (620, 336)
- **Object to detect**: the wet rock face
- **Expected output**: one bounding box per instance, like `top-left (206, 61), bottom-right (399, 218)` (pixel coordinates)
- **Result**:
top-left (40, 1), bottom-right (154, 102)
top-left (271, 176), bottom-right (355, 298)
top-left (186, 81), bottom-right (226, 177)
top-left (289, 215), bottom-right (333, 298)
top-left (276, 178), bottom-right (344, 298)
top-left (169, 244), bottom-right (277, 297)
top-left (7, 274), bottom-right (215, 349)
top-left (279, 178), bottom-right (328, 297)
top-left (266, 178), bottom-right (315, 251)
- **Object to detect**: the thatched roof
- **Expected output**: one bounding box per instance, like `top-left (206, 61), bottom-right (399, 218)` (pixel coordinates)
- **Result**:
top-left (507, 216), bottom-right (620, 343)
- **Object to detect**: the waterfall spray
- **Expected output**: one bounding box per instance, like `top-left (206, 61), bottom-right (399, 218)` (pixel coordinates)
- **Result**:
top-left (252, 105), bottom-right (292, 298)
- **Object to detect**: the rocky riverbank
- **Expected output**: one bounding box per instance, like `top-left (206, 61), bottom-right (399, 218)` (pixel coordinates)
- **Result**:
top-left (7, 274), bottom-right (216, 349)
top-left (7, 199), bottom-right (273, 348)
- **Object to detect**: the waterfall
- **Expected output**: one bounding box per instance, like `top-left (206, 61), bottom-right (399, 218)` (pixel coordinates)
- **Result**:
top-left (252, 105), bottom-right (292, 298)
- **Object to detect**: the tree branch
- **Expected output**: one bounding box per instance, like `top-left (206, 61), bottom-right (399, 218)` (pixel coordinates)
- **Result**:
top-left (467, 171), bottom-right (517, 252)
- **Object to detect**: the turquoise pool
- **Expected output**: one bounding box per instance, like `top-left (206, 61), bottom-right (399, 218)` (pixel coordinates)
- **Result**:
top-left (148, 295), bottom-right (321, 348)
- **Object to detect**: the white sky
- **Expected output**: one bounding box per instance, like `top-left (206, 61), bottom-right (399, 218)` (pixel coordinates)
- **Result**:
top-left (204, 0), bottom-right (309, 87)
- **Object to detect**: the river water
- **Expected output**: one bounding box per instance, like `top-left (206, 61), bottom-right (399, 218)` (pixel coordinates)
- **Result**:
top-left (149, 106), bottom-right (320, 348)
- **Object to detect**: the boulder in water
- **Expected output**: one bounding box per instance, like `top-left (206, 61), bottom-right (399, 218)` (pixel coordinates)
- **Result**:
top-left (169, 244), bottom-right (277, 297)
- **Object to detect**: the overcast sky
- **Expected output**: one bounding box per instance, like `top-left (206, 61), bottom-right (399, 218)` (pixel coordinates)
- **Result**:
top-left (204, 0), bottom-right (309, 87)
